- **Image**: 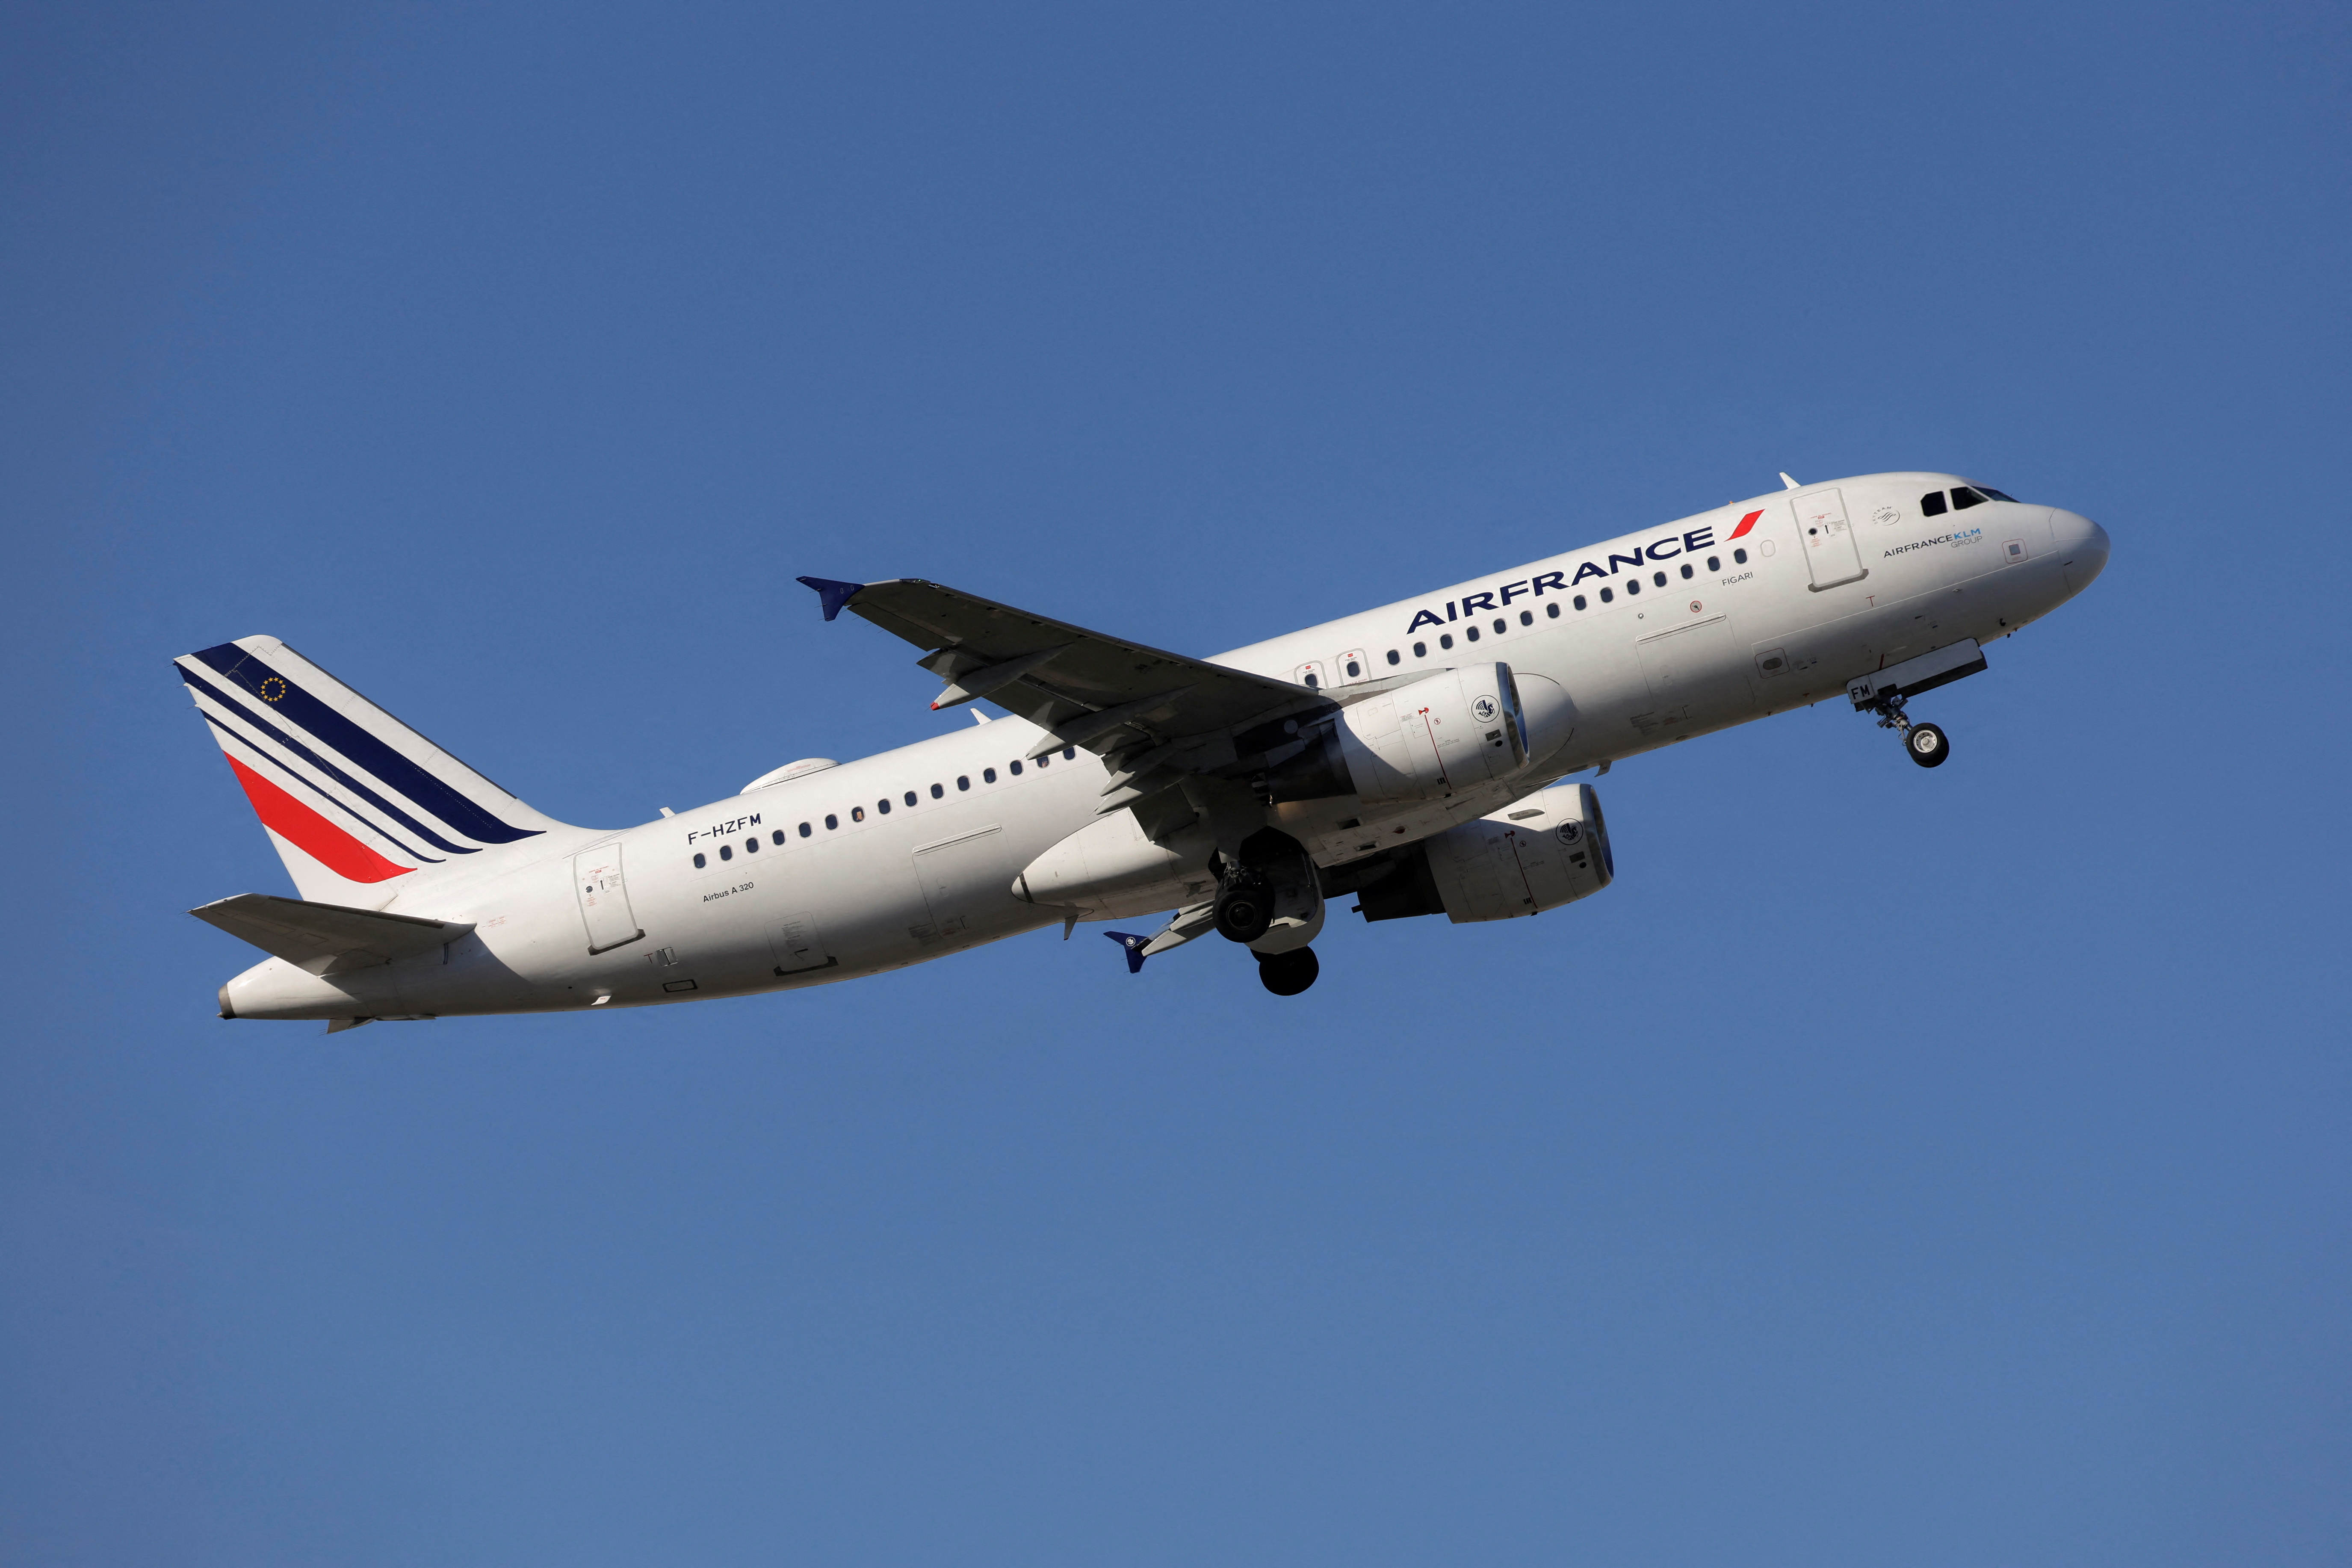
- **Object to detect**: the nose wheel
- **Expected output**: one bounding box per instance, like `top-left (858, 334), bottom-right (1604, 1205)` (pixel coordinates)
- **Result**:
top-left (1859, 689), bottom-right (1952, 768)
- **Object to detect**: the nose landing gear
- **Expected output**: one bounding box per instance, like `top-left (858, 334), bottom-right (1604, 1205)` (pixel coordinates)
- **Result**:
top-left (1859, 687), bottom-right (1952, 768)
top-left (1846, 641), bottom-right (1985, 771)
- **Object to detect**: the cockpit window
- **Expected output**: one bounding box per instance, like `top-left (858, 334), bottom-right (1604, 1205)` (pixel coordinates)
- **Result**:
top-left (1921, 490), bottom-right (1948, 517)
top-left (1950, 486), bottom-right (1989, 509)
top-left (1978, 487), bottom-right (2018, 502)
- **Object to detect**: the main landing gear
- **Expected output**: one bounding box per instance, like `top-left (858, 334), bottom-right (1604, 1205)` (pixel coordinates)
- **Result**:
top-left (1216, 827), bottom-right (1325, 995)
top-left (1256, 947), bottom-right (1319, 996)
top-left (1212, 868), bottom-right (1274, 943)
top-left (1861, 688), bottom-right (1951, 769)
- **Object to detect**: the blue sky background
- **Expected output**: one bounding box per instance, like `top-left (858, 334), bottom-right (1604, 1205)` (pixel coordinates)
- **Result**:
top-left (5, 2), bottom-right (2348, 1562)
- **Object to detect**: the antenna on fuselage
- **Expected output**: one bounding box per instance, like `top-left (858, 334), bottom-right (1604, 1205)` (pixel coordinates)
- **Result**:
top-left (1779, 472), bottom-right (1802, 490)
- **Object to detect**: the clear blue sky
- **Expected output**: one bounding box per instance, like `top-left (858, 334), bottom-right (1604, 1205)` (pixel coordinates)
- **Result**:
top-left (5, 3), bottom-right (2347, 1562)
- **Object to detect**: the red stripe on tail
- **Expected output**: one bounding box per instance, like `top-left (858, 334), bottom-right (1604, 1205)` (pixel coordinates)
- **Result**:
top-left (224, 756), bottom-right (413, 883)
top-left (1728, 510), bottom-right (1764, 540)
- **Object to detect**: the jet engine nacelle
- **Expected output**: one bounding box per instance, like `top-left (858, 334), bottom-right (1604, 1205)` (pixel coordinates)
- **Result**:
top-left (1268, 662), bottom-right (1568, 805)
top-left (1356, 781), bottom-right (1614, 924)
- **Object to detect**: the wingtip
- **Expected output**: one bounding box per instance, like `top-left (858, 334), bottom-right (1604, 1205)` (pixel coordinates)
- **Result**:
top-left (796, 576), bottom-right (867, 622)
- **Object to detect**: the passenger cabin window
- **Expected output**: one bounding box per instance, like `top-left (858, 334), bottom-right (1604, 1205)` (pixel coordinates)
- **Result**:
top-left (1386, 649), bottom-right (1401, 665)
top-left (1652, 571), bottom-right (1666, 587)
top-left (1733, 548), bottom-right (1748, 564)
top-left (877, 798), bottom-right (891, 814)
top-left (1545, 602), bottom-right (1560, 618)
top-left (1599, 587), bottom-right (1613, 603)
top-left (851, 807), bottom-right (864, 822)
top-left (772, 829), bottom-right (786, 845)
top-left (1345, 657), bottom-right (1361, 677)
top-left (1951, 486), bottom-right (1989, 510)
top-left (1706, 555), bottom-right (1720, 571)
top-left (1063, 747), bottom-right (1075, 760)
top-left (720, 845), bottom-right (733, 860)
top-left (693, 852), bottom-right (706, 868)
top-left (930, 783), bottom-right (943, 798)
top-left (1413, 641), bottom-right (1427, 657)
top-left (824, 813), bottom-right (839, 830)
top-left (1009, 760), bottom-right (1022, 775)
top-left (1625, 579), bottom-right (1640, 596)
top-left (983, 768), bottom-right (996, 783)
top-left (1440, 634), bottom-right (1454, 649)
top-left (957, 776), bottom-right (969, 790)
top-left (1679, 563), bottom-right (1693, 579)
top-left (1574, 594), bottom-right (1587, 610)
top-left (1465, 626), bottom-right (1480, 641)
top-left (744, 837), bottom-right (758, 853)
top-left (797, 823), bottom-right (811, 838)
top-left (1921, 490), bottom-right (1949, 516)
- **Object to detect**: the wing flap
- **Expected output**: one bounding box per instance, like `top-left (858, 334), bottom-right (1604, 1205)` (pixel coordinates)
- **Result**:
top-left (191, 893), bottom-right (473, 976)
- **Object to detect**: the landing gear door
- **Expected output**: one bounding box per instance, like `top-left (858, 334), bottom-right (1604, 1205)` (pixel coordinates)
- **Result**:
top-left (1794, 488), bottom-right (1867, 591)
top-left (572, 844), bottom-right (644, 954)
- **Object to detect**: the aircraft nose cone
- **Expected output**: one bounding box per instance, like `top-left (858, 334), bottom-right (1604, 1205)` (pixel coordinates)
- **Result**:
top-left (2051, 508), bottom-right (2110, 588)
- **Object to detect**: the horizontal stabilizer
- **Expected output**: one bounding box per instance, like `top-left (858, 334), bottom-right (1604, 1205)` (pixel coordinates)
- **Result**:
top-left (191, 894), bottom-right (473, 976)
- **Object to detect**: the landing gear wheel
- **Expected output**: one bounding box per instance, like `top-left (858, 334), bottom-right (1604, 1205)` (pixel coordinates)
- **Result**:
top-left (1906, 722), bottom-right (1950, 768)
top-left (1214, 873), bottom-right (1274, 943)
top-left (1257, 947), bottom-right (1318, 996)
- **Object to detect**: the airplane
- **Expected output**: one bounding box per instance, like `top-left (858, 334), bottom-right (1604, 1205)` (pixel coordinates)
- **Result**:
top-left (179, 471), bottom-right (2109, 1025)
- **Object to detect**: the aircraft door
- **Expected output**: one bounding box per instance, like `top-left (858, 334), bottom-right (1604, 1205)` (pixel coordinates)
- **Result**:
top-left (1633, 615), bottom-right (1756, 737)
top-left (913, 824), bottom-right (1010, 941)
top-left (766, 912), bottom-right (832, 975)
top-left (572, 844), bottom-right (644, 953)
top-left (1794, 489), bottom-right (1867, 590)
top-left (1294, 659), bottom-right (1330, 691)
top-left (1336, 649), bottom-right (1369, 683)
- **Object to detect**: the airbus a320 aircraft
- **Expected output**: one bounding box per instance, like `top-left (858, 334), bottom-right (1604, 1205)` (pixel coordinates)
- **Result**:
top-left (180, 472), bottom-right (2108, 1024)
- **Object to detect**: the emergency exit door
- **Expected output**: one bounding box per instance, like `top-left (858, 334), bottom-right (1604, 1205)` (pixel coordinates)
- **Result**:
top-left (1794, 489), bottom-right (1867, 590)
top-left (572, 844), bottom-right (643, 954)
top-left (913, 824), bottom-right (1008, 939)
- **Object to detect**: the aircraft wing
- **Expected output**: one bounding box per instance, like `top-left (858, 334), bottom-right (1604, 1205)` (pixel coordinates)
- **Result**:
top-left (799, 577), bottom-right (1327, 783)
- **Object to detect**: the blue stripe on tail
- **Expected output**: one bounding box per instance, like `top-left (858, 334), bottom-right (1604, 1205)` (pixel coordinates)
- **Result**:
top-left (189, 643), bottom-right (540, 845)
top-left (181, 665), bottom-right (476, 856)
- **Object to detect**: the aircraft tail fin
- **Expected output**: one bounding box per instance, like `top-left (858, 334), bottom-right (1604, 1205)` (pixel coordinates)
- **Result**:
top-left (174, 636), bottom-right (567, 904)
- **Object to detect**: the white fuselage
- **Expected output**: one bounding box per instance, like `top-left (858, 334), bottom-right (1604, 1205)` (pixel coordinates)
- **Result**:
top-left (220, 472), bottom-right (2110, 1020)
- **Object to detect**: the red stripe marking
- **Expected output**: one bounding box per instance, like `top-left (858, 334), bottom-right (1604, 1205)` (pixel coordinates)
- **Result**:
top-left (223, 755), bottom-right (412, 883)
top-left (1728, 509), bottom-right (1764, 540)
